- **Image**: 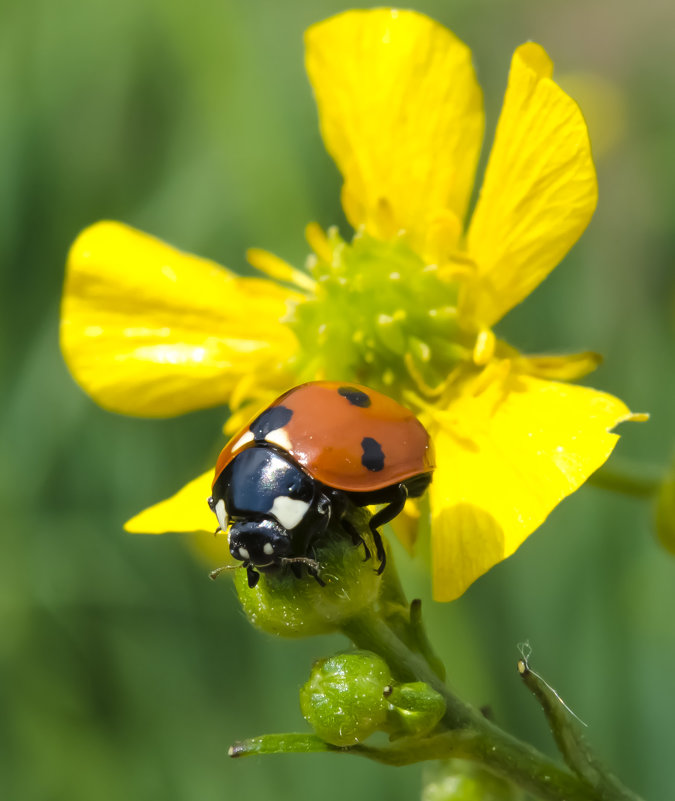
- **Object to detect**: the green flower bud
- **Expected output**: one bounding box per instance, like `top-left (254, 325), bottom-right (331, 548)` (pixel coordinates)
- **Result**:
top-left (290, 229), bottom-right (466, 398)
top-left (422, 760), bottom-right (520, 801)
top-left (235, 513), bottom-right (382, 637)
top-left (300, 651), bottom-right (392, 746)
top-left (384, 681), bottom-right (446, 739)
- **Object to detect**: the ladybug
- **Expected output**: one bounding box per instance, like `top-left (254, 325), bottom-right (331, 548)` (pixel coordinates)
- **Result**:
top-left (208, 381), bottom-right (434, 588)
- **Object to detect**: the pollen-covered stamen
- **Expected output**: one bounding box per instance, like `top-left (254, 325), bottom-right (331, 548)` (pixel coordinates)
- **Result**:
top-left (375, 310), bottom-right (407, 355)
top-left (247, 247), bottom-right (317, 293)
top-left (305, 222), bottom-right (333, 264)
top-left (288, 228), bottom-right (489, 399)
top-left (409, 336), bottom-right (431, 364)
top-left (473, 328), bottom-right (496, 366)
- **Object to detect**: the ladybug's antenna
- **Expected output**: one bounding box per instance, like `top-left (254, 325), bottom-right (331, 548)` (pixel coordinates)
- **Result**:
top-left (208, 564), bottom-right (241, 580)
top-left (209, 557), bottom-right (324, 586)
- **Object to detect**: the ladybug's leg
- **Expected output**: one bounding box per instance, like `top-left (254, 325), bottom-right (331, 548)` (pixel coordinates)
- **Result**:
top-left (324, 489), bottom-right (370, 560)
top-left (370, 529), bottom-right (386, 575)
top-left (341, 516), bottom-right (371, 562)
top-left (368, 483), bottom-right (409, 574)
top-left (306, 559), bottom-right (326, 587)
top-left (280, 555), bottom-right (326, 586)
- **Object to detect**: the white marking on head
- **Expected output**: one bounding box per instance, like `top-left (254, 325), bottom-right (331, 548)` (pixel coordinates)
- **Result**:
top-left (263, 542), bottom-right (274, 556)
top-left (214, 499), bottom-right (229, 532)
top-left (265, 427), bottom-right (292, 451)
top-left (238, 547), bottom-right (250, 561)
top-left (269, 496), bottom-right (310, 530)
top-left (231, 430), bottom-right (255, 453)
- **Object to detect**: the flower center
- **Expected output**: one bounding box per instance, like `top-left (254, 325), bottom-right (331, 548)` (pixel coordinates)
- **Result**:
top-left (287, 228), bottom-right (483, 400)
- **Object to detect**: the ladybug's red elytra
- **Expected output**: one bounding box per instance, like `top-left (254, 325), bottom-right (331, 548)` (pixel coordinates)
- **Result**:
top-left (208, 381), bottom-right (435, 588)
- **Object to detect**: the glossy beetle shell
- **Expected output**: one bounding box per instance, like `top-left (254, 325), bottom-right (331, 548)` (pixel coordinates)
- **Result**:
top-left (213, 381), bottom-right (434, 494)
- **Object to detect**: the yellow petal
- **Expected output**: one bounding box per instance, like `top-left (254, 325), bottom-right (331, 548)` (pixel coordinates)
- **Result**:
top-left (124, 470), bottom-right (216, 534)
top-left (125, 470), bottom-right (235, 569)
top-left (305, 9), bottom-right (483, 256)
top-left (464, 43), bottom-right (597, 327)
top-left (61, 222), bottom-right (300, 417)
top-left (429, 366), bottom-right (639, 601)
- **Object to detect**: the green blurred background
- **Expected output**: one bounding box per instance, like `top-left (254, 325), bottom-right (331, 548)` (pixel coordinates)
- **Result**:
top-left (2, 0), bottom-right (674, 798)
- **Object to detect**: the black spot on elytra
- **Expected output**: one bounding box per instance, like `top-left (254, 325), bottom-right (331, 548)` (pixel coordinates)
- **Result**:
top-left (250, 406), bottom-right (293, 441)
top-left (361, 437), bottom-right (385, 472)
top-left (338, 386), bottom-right (371, 407)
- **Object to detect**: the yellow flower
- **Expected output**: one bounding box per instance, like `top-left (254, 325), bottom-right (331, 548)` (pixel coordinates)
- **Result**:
top-left (60, 9), bottom-right (642, 601)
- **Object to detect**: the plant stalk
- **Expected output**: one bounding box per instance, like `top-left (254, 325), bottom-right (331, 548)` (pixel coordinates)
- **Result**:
top-left (340, 608), bottom-right (643, 801)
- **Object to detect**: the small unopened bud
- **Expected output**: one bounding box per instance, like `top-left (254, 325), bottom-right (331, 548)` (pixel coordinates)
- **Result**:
top-left (300, 651), bottom-right (392, 746)
top-left (423, 760), bottom-right (520, 801)
top-left (384, 681), bottom-right (445, 739)
top-left (235, 510), bottom-right (382, 638)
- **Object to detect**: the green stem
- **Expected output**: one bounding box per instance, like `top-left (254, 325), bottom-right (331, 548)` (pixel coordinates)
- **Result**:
top-left (340, 608), bottom-right (644, 801)
top-left (377, 550), bottom-right (446, 680)
top-left (349, 732), bottom-right (599, 801)
top-left (231, 517), bottom-right (645, 801)
top-left (589, 460), bottom-right (662, 498)
top-left (230, 730), bottom-right (597, 801)
top-left (341, 607), bottom-right (475, 728)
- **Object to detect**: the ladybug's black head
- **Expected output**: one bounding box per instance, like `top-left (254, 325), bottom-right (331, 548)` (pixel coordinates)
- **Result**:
top-left (228, 517), bottom-right (293, 568)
